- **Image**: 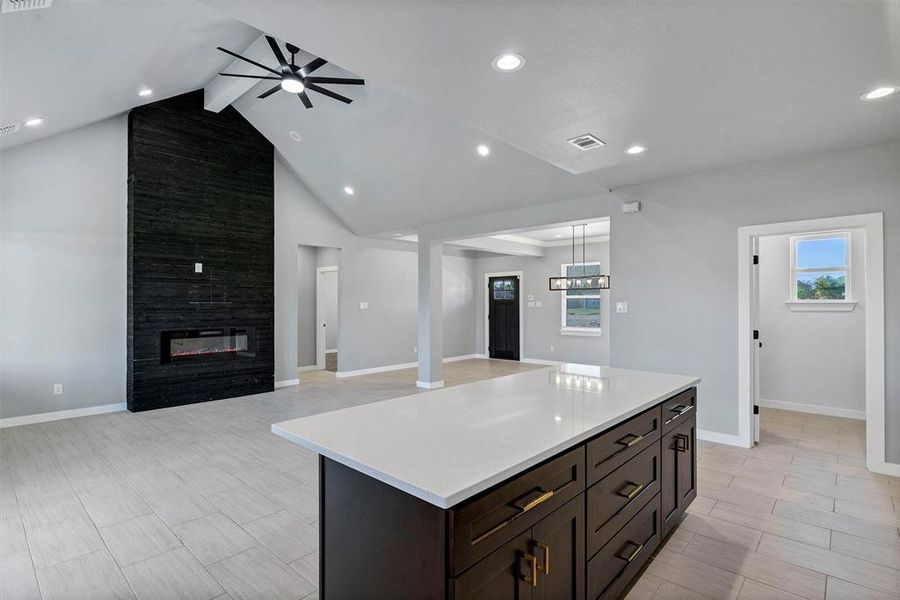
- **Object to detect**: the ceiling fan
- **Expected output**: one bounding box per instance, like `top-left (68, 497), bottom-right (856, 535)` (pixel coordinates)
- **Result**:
top-left (217, 36), bottom-right (364, 109)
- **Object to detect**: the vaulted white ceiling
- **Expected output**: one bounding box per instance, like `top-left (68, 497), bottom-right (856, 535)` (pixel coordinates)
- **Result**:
top-left (202, 0), bottom-right (900, 188)
top-left (3, 1), bottom-right (899, 237)
top-left (0, 1), bottom-right (258, 150)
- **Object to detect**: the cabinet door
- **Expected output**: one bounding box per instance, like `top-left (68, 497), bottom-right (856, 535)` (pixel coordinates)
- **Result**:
top-left (532, 496), bottom-right (584, 600)
top-left (677, 417), bottom-right (697, 511)
top-left (452, 530), bottom-right (534, 600)
top-left (660, 427), bottom-right (680, 538)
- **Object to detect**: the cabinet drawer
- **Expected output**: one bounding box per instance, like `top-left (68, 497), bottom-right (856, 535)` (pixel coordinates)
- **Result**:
top-left (450, 447), bottom-right (584, 576)
top-left (661, 387), bottom-right (696, 433)
top-left (587, 493), bottom-right (661, 600)
top-left (587, 443), bottom-right (660, 558)
top-left (586, 407), bottom-right (661, 486)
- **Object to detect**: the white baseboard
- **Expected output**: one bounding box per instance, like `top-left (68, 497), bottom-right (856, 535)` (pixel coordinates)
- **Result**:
top-left (759, 398), bottom-right (865, 420)
top-left (520, 357), bottom-right (563, 366)
top-left (867, 460), bottom-right (900, 477)
top-left (325, 348), bottom-right (338, 353)
top-left (336, 354), bottom-right (479, 378)
top-left (697, 429), bottom-right (748, 448)
top-left (416, 380), bottom-right (445, 389)
top-left (0, 403), bottom-right (127, 429)
top-left (275, 378), bottom-right (300, 389)
top-left (297, 365), bottom-right (320, 373)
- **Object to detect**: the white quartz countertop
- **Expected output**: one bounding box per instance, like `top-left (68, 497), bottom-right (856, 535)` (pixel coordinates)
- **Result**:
top-left (272, 364), bottom-right (699, 508)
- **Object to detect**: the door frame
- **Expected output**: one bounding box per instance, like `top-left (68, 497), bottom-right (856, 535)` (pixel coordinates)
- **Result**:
top-left (316, 265), bottom-right (338, 370)
top-left (737, 213), bottom-right (891, 475)
top-left (483, 271), bottom-right (524, 359)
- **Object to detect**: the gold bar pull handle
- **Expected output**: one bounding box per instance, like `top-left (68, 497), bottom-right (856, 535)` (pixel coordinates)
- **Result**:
top-left (535, 542), bottom-right (550, 575)
top-left (522, 552), bottom-right (538, 587)
top-left (617, 540), bottom-right (644, 563)
top-left (616, 481), bottom-right (644, 500)
top-left (616, 433), bottom-right (644, 448)
top-left (513, 489), bottom-right (555, 514)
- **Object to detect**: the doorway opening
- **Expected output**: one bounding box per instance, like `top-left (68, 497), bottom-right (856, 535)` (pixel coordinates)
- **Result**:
top-left (738, 213), bottom-right (889, 475)
top-left (297, 245), bottom-right (340, 377)
top-left (485, 272), bottom-right (523, 360)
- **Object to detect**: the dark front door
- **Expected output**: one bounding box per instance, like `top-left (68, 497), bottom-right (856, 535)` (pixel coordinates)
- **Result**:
top-left (489, 276), bottom-right (520, 361)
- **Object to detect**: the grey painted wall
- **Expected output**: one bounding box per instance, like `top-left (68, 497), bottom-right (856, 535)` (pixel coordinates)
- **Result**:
top-left (0, 117), bottom-right (128, 419)
top-left (473, 242), bottom-right (610, 365)
top-left (758, 231), bottom-right (866, 413)
top-left (274, 158), bottom-right (478, 380)
top-left (611, 141), bottom-right (899, 460)
top-left (297, 244), bottom-right (318, 369)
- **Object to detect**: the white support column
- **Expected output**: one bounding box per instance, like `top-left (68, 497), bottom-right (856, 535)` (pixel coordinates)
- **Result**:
top-left (417, 238), bottom-right (444, 389)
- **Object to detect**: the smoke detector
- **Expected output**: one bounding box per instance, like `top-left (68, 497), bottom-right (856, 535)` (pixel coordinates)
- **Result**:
top-left (567, 133), bottom-right (606, 151)
top-left (2, 0), bottom-right (53, 13)
top-left (0, 123), bottom-right (21, 137)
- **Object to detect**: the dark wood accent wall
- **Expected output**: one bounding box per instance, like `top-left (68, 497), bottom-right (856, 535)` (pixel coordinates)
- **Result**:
top-left (127, 90), bottom-right (274, 412)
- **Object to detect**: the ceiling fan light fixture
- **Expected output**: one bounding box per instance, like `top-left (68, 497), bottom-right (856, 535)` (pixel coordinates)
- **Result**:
top-left (281, 76), bottom-right (305, 94)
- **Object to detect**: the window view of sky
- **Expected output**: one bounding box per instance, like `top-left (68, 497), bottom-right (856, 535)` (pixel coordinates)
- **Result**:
top-left (796, 237), bottom-right (846, 268)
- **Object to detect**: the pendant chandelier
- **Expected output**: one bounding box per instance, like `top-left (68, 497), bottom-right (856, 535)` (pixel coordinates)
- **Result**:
top-left (548, 224), bottom-right (610, 291)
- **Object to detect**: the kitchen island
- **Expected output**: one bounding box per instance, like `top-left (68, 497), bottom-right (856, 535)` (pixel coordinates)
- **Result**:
top-left (273, 364), bottom-right (699, 599)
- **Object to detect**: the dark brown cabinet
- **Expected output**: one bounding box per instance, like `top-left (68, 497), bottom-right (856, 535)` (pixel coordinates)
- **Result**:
top-left (661, 416), bottom-right (697, 538)
top-left (318, 387), bottom-right (697, 600)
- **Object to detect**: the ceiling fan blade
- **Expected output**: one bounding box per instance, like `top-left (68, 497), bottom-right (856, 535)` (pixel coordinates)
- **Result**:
top-left (217, 46), bottom-right (281, 76)
top-left (305, 76), bottom-right (365, 85)
top-left (258, 84), bottom-right (282, 99)
top-left (219, 73), bottom-right (281, 80)
top-left (298, 91), bottom-right (313, 109)
top-left (305, 83), bottom-right (353, 104)
top-left (265, 35), bottom-right (289, 71)
top-left (299, 57), bottom-right (327, 76)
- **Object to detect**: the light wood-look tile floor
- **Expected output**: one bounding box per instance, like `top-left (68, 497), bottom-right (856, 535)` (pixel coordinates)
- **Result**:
top-left (0, 358), bottom-right (541, 600)
top-left (627, 408), bottom-right (900, 600)
top-left (2, 365), bottom-right (897, 599)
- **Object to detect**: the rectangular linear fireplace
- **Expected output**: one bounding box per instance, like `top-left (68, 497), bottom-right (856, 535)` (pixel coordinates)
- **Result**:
top-left (161, 327), bottom-right (256, 364)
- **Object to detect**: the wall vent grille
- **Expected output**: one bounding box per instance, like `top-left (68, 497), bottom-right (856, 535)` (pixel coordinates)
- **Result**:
top-left (2, 0), bottom-right (52, 13)
top-left (0, 123), bottom-right (21, 137)
top-left (566, 133), bottom-right (606, 151)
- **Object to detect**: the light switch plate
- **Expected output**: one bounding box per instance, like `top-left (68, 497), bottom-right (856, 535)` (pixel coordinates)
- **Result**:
top-left (622, 201), bottom-right (641, 213)
top-left (359, 302), bottom-right (369, 310)
top-left (616, 302), bottom-right (628, 313)
top-left (194, 262), bottom-right (203, 273)
top-left (53, 383), bottom-right (63, 395)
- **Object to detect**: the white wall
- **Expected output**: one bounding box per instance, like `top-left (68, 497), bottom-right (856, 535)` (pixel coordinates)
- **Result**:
top-left (473, 242), bottom-right (610, 365)
top-left (758, 231), bottom-right (866, 416)
top-left (0, 117), bottom-right (127, 419)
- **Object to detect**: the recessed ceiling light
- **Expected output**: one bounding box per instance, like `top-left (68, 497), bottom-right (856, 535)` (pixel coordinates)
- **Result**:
top-left (476, 144), bottom-right (490, 156)
top-left (289, 130), bottom-right (302, 142)
top-left (625, 145), bottom-right (646, 155)
top-left (24, 118), bottom-right (43, 127)
top-left (138, 88), bottom-right (153, 97)
top-left (861, 86), bottom-right (897, 100)
top-left (343, 186), bottom-right (355, 196)
top-left (554, 234), bottom-right (564, 238)
top-left (281, 76), bottom-right (304, 94)
top-left (491, 53), bottom-right (525, 72)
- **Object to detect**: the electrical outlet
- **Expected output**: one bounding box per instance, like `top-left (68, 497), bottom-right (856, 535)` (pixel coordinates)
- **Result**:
top-left (53, 383), bottom-right (63, 395)
top-left (527, 301), bottom-right (535, 308)
top-left (616, 302), bottom-right (628, 313)
top-left (550, 345), bottom-right (555, 353)
top-left (413, 346), bottom-right (417, 354)
top-left (359, 302), bottom-right (368, 310)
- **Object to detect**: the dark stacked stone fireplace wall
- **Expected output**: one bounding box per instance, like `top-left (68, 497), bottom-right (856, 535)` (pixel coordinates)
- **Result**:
top-left (127, 90), bottom-right (274, 412)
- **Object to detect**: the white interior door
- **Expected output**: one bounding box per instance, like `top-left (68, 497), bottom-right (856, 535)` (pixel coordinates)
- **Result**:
top-left (750, 235), bottom-right (761, 444)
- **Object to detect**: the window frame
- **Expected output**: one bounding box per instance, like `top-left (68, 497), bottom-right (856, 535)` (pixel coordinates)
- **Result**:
top-left (789, 231), bottom-right (852, 303)
top-left (559, 261), bottom-right (603, 336)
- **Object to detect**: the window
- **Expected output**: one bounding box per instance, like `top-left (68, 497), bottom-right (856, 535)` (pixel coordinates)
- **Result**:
top-left (560, 262), bottom-right (602, 335)
top-left (790, 232), bottom-right (851, 302)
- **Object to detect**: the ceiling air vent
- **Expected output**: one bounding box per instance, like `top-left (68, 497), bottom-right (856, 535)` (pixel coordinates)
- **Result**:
top-left (2, 0), bottom-right (52, 13)
top-left (567, 133), bottom-right (605, 151)
top-left (0, 123), bottom-right (21, 137)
